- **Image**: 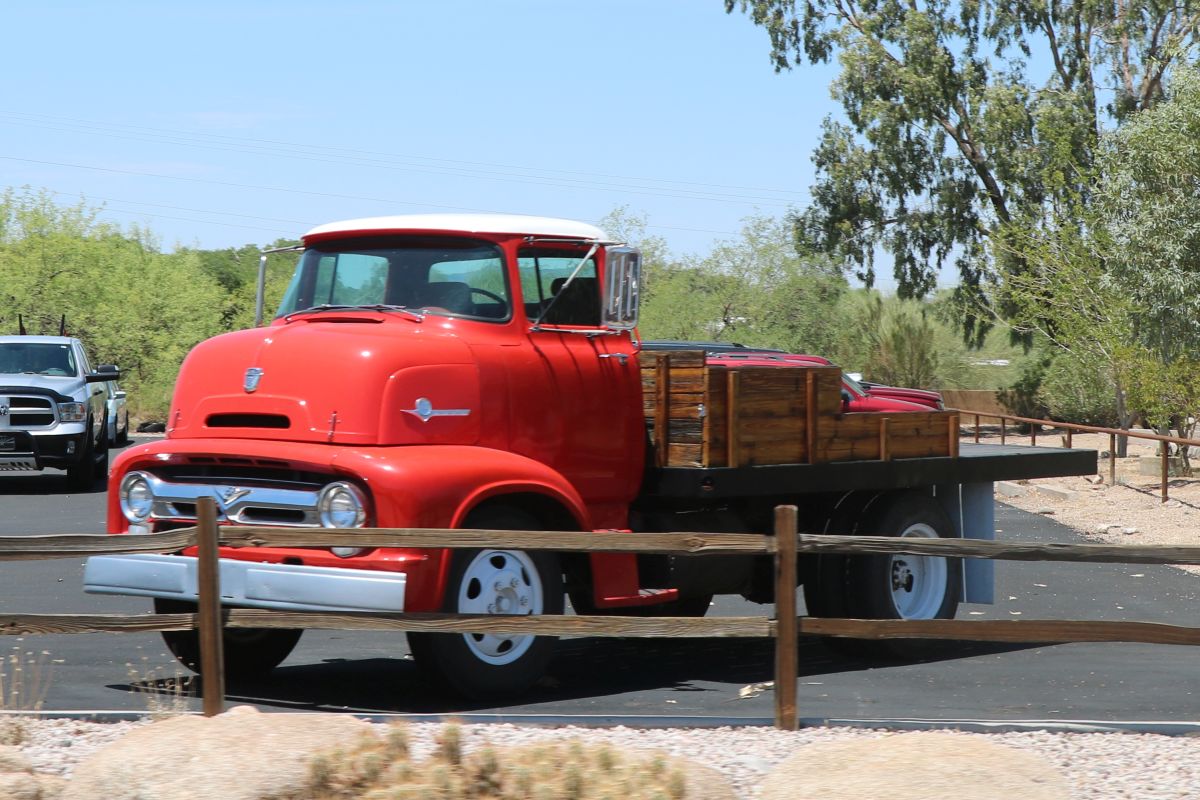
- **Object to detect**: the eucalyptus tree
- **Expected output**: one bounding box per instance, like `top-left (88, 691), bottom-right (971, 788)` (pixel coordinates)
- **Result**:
top-left (726, 0), bottom-right (1200, 338)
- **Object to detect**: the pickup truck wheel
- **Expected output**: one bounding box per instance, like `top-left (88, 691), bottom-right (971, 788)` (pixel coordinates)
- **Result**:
top-left (153, 599), bottom-right (303, 679)
top-left (65, 424), bottom-right (96, 492)
top-left (92, 428), bottom-right (109, 479)
top-left (407, 507), bottom-right (563, 699)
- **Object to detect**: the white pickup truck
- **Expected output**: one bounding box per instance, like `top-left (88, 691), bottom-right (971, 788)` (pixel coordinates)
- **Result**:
top-left (0, 335), bottom-right (118, 490)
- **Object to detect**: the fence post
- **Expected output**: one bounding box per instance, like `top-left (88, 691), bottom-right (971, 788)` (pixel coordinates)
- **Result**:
top-left (974, 414), bottom-right (980, 444)
top-left (773, 505), bottom-right (798, 731)
top-left (1162, 447), bottom-right (1170, 504)
top-left (1109, 432), bottom-right (1116, 484)
top-left (196, 497), bottom-right (225, 717)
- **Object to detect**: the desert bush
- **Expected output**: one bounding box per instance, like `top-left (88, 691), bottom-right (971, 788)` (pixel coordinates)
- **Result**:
top-left (272, 723), bottom-right (692, 800)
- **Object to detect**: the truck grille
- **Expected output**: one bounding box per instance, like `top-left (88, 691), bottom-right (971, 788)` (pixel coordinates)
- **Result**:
top-left (138, 471), bottom-right (328, 527)
top-left (3, 396), bottom-right (56, 429)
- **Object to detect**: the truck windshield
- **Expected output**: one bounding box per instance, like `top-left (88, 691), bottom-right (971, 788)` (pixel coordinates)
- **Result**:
top-left (0, 343), bottom-right (78, 377)
top-left (276, 237), bottom-right (510, 322)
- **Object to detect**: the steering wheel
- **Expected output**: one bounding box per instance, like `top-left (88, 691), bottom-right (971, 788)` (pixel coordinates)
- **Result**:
top-left (469, 287), bottom-right (505, 304)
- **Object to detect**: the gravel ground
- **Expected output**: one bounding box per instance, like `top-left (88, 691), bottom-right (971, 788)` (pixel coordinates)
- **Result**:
top-left (11, 717), bottom-right (1200, 798)
top-left (12, 430), bottom-right (1200, 799)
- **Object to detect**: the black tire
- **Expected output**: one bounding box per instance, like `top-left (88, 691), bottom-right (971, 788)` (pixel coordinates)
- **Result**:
top-left (407, 506), bottom-right (563, 699)
top-left (65, 422), bottom-right (96, 492)
top-left (844, 493), bottom-right (961, 622)
top-left (154, 598), bottom-right (303, 679)
top-left (802, 494), bottom-right (862, 619)
top-left (92, 427), bottom-right (109, 479)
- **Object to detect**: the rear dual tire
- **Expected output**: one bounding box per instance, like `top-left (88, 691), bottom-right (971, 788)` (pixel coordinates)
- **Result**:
top-left (805, 493), bottom-right (960, 656)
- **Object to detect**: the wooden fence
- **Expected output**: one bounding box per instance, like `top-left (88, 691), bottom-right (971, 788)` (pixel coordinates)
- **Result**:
top-left (7, 498), bottom-right (1200, 728)
top-left (955, 408), bottom-right (1200, 502)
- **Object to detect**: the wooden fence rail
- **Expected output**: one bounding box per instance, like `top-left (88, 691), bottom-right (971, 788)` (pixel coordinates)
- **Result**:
top-left (954, 406), bottom-right (1200, 501)
top-left (6, 498), bottom-right (1200, 727)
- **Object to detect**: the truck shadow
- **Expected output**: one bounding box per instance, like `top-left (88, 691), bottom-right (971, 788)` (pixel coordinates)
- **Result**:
top-left (120, 636), bottom-right (1043, 714)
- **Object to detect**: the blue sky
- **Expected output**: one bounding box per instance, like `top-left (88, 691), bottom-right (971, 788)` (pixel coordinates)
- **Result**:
top-left (0, 2), bottom-right (843, 266)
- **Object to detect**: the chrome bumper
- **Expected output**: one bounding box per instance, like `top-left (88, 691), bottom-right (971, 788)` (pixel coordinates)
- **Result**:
top-left (83, 554), bottom-right (406, 612)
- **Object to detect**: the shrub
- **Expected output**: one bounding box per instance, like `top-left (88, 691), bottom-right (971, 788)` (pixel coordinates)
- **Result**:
top-left (272, 723), bottom-right (693, 800)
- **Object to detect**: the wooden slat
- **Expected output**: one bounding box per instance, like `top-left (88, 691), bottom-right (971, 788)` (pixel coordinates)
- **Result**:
top-left (797, 533), bottom-right (1200, 565)
top-left (799, 617), bottom-right (1200, 647)
top-left (805, 372), bottom-right (818, 465)
top-left (221, 610), bottom-right (774, 638)
top-left (654, 354), bottom-right (670, 467)
top-left (879, 417), bottom-right (890, 461)
top-left (219, 527), bottom-right (777, 555)
top-left (726, 369), bottom-right (741, 468)
top-left (0, 528), bottom-right (198, 561)
top-left (0, 613), bottom-right (197, 635)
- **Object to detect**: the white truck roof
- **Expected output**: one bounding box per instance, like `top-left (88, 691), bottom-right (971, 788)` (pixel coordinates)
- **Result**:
top-left (304, 213), bottom-right (609, 242)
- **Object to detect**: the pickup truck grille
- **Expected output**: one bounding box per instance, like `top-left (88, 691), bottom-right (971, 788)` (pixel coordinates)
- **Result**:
top-left (2, 396), bottom-right (56, 429)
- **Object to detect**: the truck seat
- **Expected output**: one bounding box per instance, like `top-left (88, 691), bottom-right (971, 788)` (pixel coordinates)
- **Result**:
top-left (416, 281), bottom-right (473, 315)
top-left (544, 277), bottom-right (600, 326)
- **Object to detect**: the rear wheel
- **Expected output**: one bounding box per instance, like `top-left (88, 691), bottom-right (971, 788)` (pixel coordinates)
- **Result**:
top-left (154, 599), bottom-right (303, 679)
top-left (806, 493), bottom-right (960, 657)
top-left (844, 494), bottom-right (961, 622)
top-left (407, 507), bottom-right (563, 699)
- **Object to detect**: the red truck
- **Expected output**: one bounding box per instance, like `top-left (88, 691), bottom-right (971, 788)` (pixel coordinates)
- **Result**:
top-left (84, 214), bottom-right (1093, 698)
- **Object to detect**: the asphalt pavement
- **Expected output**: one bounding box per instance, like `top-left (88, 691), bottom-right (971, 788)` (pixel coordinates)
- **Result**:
top-left (1, 446), bottom-right (1199, 722)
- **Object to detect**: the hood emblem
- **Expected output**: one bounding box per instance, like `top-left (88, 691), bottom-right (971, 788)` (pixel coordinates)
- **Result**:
top-left (244, 367), bottom-right (264, 393)
top-left (215, 486), bottom-right (251, 509)
top-left (402, 397), bottom-right (471, 424)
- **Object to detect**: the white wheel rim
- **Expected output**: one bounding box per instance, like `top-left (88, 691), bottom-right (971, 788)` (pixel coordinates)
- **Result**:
top-left (456, 550), bottom-right (542, 665)
top-left (889, 523), bottom-right (948, 619)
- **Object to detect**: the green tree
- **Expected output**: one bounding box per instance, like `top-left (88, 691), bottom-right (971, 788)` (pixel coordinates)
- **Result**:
top-left (726, 0), bottom-right (1200, 334)
top-left (636, 214), bottom-right (848, 352)
top-left (0, 187), bottom-right (227, 419)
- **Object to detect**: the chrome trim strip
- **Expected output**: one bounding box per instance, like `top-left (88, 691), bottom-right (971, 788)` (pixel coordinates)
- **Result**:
top-left (139, 473), bottom-right (324, 527)
top-left (83, 554), bottom-right (406, 612)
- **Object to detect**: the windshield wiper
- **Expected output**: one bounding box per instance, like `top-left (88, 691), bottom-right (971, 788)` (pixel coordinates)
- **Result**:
top-left (285, 304), bottom-right (425, 322)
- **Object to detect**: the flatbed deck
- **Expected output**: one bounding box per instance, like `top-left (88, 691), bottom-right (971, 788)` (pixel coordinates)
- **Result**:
top-left (642, 443), bottom-right (1097, 499)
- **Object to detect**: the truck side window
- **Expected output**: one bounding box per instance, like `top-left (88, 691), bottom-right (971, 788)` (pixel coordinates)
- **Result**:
top-left (518, 248), bottom-right (600, 326)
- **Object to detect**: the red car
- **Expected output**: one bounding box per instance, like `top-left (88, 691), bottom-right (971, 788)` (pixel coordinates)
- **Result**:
top-left (704, 351), bottom-right (941, 413)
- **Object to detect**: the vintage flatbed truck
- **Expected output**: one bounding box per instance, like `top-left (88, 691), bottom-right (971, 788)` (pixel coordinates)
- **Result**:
top-left (83, 214), bottom-right (1095, 698)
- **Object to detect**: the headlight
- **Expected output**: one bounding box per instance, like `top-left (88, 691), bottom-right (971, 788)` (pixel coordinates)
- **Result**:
top-left (318, 481), bottom-right (367, 529)
top-left (119, 471), bottom-right (154, 524)
top-left (58, 402), bottom-right (86, 422)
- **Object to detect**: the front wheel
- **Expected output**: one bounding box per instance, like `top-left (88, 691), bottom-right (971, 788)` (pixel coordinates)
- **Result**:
top-left (154, 599), bottom-right (303, 679)
top-left (407, 507), bottom-right (563, 699)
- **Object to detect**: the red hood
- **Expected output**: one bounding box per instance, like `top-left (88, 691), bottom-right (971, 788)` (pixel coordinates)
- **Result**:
top-left (865, 385), bottom-right (943, 409)
top-left (167, 313), bottom-right (481, 445)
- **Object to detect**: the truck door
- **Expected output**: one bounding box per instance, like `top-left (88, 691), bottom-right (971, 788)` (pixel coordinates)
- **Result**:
top-left (516, 246), bottom-right (643, 520)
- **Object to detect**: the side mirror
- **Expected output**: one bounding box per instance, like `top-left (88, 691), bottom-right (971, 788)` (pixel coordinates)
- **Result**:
top-left (86, 365), bottom-right (120, 383)
top-left (602, 247), bottom-right (641, 331)
top-left (114, 390), bottom-right (127, 400)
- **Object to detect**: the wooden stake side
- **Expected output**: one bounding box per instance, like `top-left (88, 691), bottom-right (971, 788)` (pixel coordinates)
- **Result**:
top-left (948, 413), bottom-right (959, 457)
top-left (655, 354), bottom-right (671, 467)
top-left (879, 417), bottom-right (890, 461)
top-left (805, 371), bottom-right (817, 464)
top-left (773, 505), bottom-right (798, 731)
top-left (195, 498), bottom-right (225, 717)
top-left (726, 370), bottom-right (741, 469)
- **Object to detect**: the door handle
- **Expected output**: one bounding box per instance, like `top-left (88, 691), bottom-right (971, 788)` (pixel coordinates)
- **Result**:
top-left (599, 352), bottom-right (629, 365)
